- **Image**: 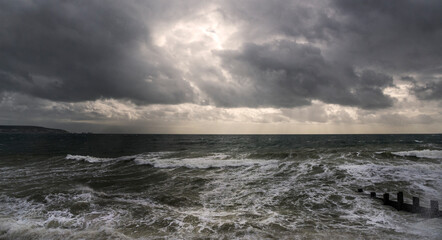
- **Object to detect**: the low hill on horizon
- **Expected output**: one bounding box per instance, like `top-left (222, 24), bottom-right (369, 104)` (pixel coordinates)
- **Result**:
top-left (0, 125), bottom-right (69, 134)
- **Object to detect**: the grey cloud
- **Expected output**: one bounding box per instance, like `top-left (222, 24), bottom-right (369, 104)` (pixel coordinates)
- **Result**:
top-left (400, 75), bottom-right (442, 101)
top-left (219, 0), bottom-right (338, 43)
top-left (360, 112), bottom-right (437, 126)
top-left (0, 91), bottom-right (164, 133)
top-left (400, 76), bottom-right (417, 83)
top-left (413, 80), bottom-right (442, 100)
top-left (219, 0), bottom-right (442, 103)
top-left (331, 0), bottom-right (442, 73)
top-left (0, 0), bottom-right (195, 104)
top-left (200, 40), bottom-right (393, 109)
top-left (281, 105), bottom-right (329, 123)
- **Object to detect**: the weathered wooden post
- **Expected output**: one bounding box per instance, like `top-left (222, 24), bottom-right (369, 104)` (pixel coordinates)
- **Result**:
top-left (430, 200), bottom-right (439, 217)
top-left (412, 197), bottom-right (420, 213)
top-left (359, 189), bottom-right (441, 218)
top-left (383, 193), bottom-right (389, 205)
top-left (397, 192), bottom-right (404, 210)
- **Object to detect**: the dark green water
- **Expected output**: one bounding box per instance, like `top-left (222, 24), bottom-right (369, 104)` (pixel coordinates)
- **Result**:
top-left (0, 134), bottom-right (441, 239)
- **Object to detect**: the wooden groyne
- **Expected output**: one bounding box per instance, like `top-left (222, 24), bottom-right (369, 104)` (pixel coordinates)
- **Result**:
top-left (357, 189), bottom-right (441, 218)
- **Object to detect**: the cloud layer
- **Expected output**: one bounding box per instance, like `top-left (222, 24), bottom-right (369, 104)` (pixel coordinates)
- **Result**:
top-left (0, 0), bottom-right (441, 132)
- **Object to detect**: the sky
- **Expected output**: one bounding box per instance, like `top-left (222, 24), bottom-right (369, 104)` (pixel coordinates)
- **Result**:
top-left (0, 0), bottom-right (441, 134)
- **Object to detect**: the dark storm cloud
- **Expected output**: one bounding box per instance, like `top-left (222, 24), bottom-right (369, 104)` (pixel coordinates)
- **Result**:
top-left (401, 75), bottom-right (442, 101)
top-left (218, 0), bottom-right (339, 43)
top-left (200, 40), bottom-right (393, 109)
top-left (208, 0), bottom-right (442, 107)
top-left (331, 0), bottom-right (442, 72)
top-left (0, 0), bottom-right (195, 104)
top-left (222, 0), bottom-right (442, 74)
top-left (413, 81), bottom-right (442, 101)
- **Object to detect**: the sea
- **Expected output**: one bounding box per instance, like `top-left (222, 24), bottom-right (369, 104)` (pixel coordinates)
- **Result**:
top-left (0, 134), bottom-right (441, 239)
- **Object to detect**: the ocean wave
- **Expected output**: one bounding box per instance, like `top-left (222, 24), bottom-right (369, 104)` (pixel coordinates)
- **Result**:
top-left (134, 153), bottom-right (279, 169)
top-left (0, 194), bottom-right (130, 240)
top-left (65, 154), bottom-right (136, 163)
top-left (391, 149), bottom-right (442, 159)
top-left (65, 152), bottom-right (279, 169)
top-left (339, 160), bottom-right (442, 202)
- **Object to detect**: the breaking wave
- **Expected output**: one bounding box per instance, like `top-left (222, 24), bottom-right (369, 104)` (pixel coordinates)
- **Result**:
top-left (65, 154), bottom-right (136, 163)
top-left (134, 153), bottom-right (278, 169)
top-left (65, 152), bottom-right (279, 169)
top-left (391, 150), bottom-right (442, 160)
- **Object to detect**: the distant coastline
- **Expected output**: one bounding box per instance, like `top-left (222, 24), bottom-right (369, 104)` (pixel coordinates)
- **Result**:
top-left (0, 125), bottom-right (69, 134)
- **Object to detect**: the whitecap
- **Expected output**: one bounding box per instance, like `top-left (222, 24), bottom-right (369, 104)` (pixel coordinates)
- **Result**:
top-left (65, 152), bottom-right (278, 169)
top-left (134, 153), bottom-right (278, 169)
top-left (65, 154), bottom-right (136, 163)
top-left (391, 149), bottom-right (442, 159)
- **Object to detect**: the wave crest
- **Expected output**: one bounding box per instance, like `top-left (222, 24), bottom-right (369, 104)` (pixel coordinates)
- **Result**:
top-left (65, 152), bottom-right (278, 169)
top-left (391, 149), bottom-right (442, 159)
top-left (134, 153), bottom-right (278, 169)
top-left (65, 154), bottom-right (135, 163)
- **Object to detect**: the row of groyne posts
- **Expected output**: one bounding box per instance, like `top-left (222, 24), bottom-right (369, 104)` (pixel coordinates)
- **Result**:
top-left (357, 189), bottom-right (441, 218)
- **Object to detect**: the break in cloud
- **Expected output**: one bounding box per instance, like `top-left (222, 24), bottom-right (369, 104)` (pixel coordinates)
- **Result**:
top-left (0, 0), bottom-right (441, 133)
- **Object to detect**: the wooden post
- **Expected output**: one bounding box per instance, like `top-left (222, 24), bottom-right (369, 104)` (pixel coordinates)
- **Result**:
top-left (412, 197), bottom-right (420, 213)
top-left (383, 193), bottom-right (389, 205)
top-left (430, 200), bottom-right (439, 217)
top-left (370, 192), bottom-right (376, 198)
top-left (358, 189), bottom-right (363, 192)
top-left (397, 192), bottom-right (404, 210)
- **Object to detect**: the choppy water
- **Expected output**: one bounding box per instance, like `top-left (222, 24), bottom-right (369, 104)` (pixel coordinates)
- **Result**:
top-left (0, 134), bottom-right (441, 239)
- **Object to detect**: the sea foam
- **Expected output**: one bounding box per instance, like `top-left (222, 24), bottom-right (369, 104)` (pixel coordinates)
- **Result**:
top-left (391, 149), bottom-right (442, 159)
top-left (65, 154), bottom-right (136, 163)
top-left (65, 152), bottom-right (278, 169)
top-left (134, 153), bottom-right (278, 169)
